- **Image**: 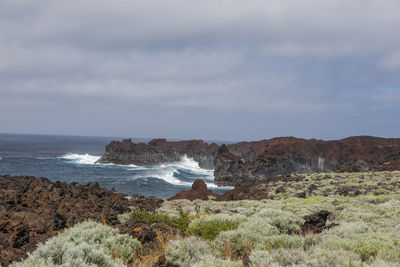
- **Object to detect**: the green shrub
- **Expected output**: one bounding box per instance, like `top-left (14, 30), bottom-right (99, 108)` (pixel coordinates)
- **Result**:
top-left (187, 214), bottom-right (243, 241)
top-left (263, 235), bottom-right (303, 250)
top-left (187, 220), bottom-right (238, 241)
top-left (122, 207), bottom-right (191, 231)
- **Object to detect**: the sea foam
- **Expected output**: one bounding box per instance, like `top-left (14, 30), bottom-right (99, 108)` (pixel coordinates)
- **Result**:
top-left (59, 153), bottom-right (101, 165)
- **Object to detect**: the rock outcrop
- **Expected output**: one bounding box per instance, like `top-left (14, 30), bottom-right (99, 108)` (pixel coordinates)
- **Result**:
top-left (214, 136), bottom-right (400, 186)
top-left (97, 138), bottom-right (219, 169)
top-left (0, 175), bottom-right (163, 266)
top-left (168, 179), bottom-right (220, 201)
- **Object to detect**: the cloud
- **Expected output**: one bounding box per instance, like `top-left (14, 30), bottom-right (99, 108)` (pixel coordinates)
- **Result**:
top-left (0, 0), bottom-right (399, 140)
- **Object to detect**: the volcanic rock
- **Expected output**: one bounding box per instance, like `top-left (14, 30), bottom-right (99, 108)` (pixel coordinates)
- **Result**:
top-left (214, 136), bottom-right (400, 186)
top-left (301, 210), bottom-right (337, 235)
top-left (0, 175), bottom-right (163, 266)
top-left (168, 179), bottom-right (220, 201)
top-left (97, 138), bottom-right (219, 169)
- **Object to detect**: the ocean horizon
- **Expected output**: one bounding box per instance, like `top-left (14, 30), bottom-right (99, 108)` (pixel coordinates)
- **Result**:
top-left (0, 133), bottom-right (232, 199)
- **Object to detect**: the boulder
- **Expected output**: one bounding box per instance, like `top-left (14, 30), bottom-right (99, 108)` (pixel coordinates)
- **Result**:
top-left (168, 179), bottom-right (220, 201)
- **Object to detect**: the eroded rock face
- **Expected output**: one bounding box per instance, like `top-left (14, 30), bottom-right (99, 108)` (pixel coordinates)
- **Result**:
top-left (214, 136), bottom-right (400, 186)
top-left (168, 179), bottom-right (220, 201)
top-left (0, 175), bottom-right (163, 266)
top-left (97, 138), bottom-right (219, 169)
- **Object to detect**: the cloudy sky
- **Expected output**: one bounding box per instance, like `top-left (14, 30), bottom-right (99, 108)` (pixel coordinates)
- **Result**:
top-left (0, 0), bottom-right (399, 141)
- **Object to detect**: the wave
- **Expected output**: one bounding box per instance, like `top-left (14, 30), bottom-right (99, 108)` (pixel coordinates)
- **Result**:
top-left (129, 167), bottom-right (193, 186)
top-left (125, 155), bottom-right (230, 188)
top-left (0, 156), bottom-right (2, 160)
top-left (59, 153), bottom-right (101, 165)
top-left (58, 153), bottom-right (231, 189)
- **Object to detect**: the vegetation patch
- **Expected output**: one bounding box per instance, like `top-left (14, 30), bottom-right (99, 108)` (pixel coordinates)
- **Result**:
top-left (119, 207), bottom-right (191, 231)
top-left (11, 221), bottom-right (141, 266)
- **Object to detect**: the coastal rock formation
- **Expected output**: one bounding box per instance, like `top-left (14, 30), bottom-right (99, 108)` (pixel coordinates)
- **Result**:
top-left (0, 175), bottom-right (163, 266)
top-left (168, 179), bottom-right (220, 201)
top-left (97, 138), bottom-right (219, 169)
top-left (214, 136), bottom-right (400, 186)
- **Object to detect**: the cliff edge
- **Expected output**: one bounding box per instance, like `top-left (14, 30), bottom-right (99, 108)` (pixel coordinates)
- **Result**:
top-left (214, 136), bottom-right (400, 186)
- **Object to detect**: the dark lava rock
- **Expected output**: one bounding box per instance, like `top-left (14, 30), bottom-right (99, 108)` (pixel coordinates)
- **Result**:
top-left (214, 136), bottom-right (400, 186)
top-left (217, 175), bottom-right (304, 201)
top-left (168, 179), bottom-right (220, 201)
top-left (97, 138), bottom-right (219, 169)
top-left (301, 210), bottom-right (337, 235)
top-left (293, 191), bottom-right (307, 199)
top-left (276, 186), bottom-right (286, 193)
top-left (0, 175), bottom-right (163, 266)
top-left (118, 219), bottom-right (176, 253)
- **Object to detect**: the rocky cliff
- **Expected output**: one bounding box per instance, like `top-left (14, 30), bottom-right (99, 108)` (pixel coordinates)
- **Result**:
top-left (214, 136), bottom-right (400, 186)
top-left (97, 138), bottom-right (219, 169)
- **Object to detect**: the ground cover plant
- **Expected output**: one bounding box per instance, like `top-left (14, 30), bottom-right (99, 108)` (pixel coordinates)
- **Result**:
top-left (11, 171), bottom-right (400, 266)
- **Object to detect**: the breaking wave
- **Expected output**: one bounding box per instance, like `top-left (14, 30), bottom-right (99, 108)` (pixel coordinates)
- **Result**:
top-left (58, 153), bottom-right (230, 189)
top-left (59, 153), bottom-right (101, 165)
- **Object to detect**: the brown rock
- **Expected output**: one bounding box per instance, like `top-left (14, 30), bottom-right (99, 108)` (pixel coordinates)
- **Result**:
top-left (0, 175), bottom-right (164, 266)
top-left (168, 179), bottom-right (220, 201)
top-left (301, 210), bottom-right (337, 235)
top-left (215, 136), bottom-right (400, 186)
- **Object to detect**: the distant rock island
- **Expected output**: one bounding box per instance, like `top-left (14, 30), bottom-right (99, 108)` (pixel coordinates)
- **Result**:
top-left (96, 138), bottom-right (218, 169)
top-left (98, 136), bottom-right (400, 186)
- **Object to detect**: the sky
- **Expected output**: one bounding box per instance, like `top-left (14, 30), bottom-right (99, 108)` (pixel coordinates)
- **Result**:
top-left (0, 0), bottom-right (399, 141)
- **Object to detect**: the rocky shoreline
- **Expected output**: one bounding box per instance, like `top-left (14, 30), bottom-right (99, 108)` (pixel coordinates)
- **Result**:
top-left (2, 171), bottom-right (400, 266)
top-left (98, 136), bottom-right (400, 186)
top-left (0, 175), bottom-right (163, 266)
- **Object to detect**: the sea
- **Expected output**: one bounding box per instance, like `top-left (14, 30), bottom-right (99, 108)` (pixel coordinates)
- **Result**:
top-left (0, 133), bottom-right (232, 199)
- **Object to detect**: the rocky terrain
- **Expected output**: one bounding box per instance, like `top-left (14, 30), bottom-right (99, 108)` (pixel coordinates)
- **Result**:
top-left (0, 175), bottom-right (163, 266)
top-left (97, 138), bottom-right (219, 169)
top-left (215, 136), bottom-right (400, 186)
top-left (4, 172), bottom-right (400, 266)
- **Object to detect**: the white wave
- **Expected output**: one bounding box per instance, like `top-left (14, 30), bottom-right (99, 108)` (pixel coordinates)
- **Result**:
top-left (0, 156), bottom-right (2, 160)
top-left (160, 155), bottom-right (214, 177)
top-left (59, 153), bottom-right (100, 165)
top-left (130, 167), bottom-right (193, 186)
top-left (124, 155), bottom-right (230, 188)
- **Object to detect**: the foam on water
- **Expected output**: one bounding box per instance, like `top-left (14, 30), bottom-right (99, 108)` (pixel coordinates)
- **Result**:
top-left (129, 167), bottom-right (193, 186)
top-left (60, 153), bottom-right (101, 165)
top-left (58, 153), bottom-right (231, 189)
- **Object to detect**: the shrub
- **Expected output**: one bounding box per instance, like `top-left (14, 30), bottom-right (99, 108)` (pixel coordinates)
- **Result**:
top-left (122, 208), bottom-right (191, 231)
top-left (11, 221), bottom-right (141, 266)
top-left (165, 237), bottom-right (212, 266)
top-left (263, 235), bottom-right (303, 250)
top-left (187, 214), bottom-right (243, 241)
top-left (191, 255), bottom-right (242, 267)
top-left (187, 220), bottom-right (238, 241)
top-left (304, 247), bottom-right (362, 266)
top-left (250, 248), bottom-right (305, 266)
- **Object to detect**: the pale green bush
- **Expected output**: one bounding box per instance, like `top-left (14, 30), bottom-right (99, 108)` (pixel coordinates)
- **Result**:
top-left (166, 236), bottom-right (212, 266)
top-left (263, 235), bottom-right (303, 250)
top-left (303, 247), bottom-right (362, 266)
top-left (250, 248), bottom-right (305, 266)
top-left (12, 221), bottom-right (141, 266)
top-left (192, 255), bottom-right (242, 267)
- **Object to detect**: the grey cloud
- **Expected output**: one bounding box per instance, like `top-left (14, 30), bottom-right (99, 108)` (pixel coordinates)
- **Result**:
top-left (0, 0), bottom-right (399, 140)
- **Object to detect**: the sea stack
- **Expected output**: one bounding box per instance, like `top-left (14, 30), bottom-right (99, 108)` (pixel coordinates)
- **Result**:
top-left (96, 138), bottom-right (219, 169)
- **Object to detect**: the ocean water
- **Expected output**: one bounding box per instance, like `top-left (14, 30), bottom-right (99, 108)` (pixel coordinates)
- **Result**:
top-left (0, 134), bottom-right (231, 199)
